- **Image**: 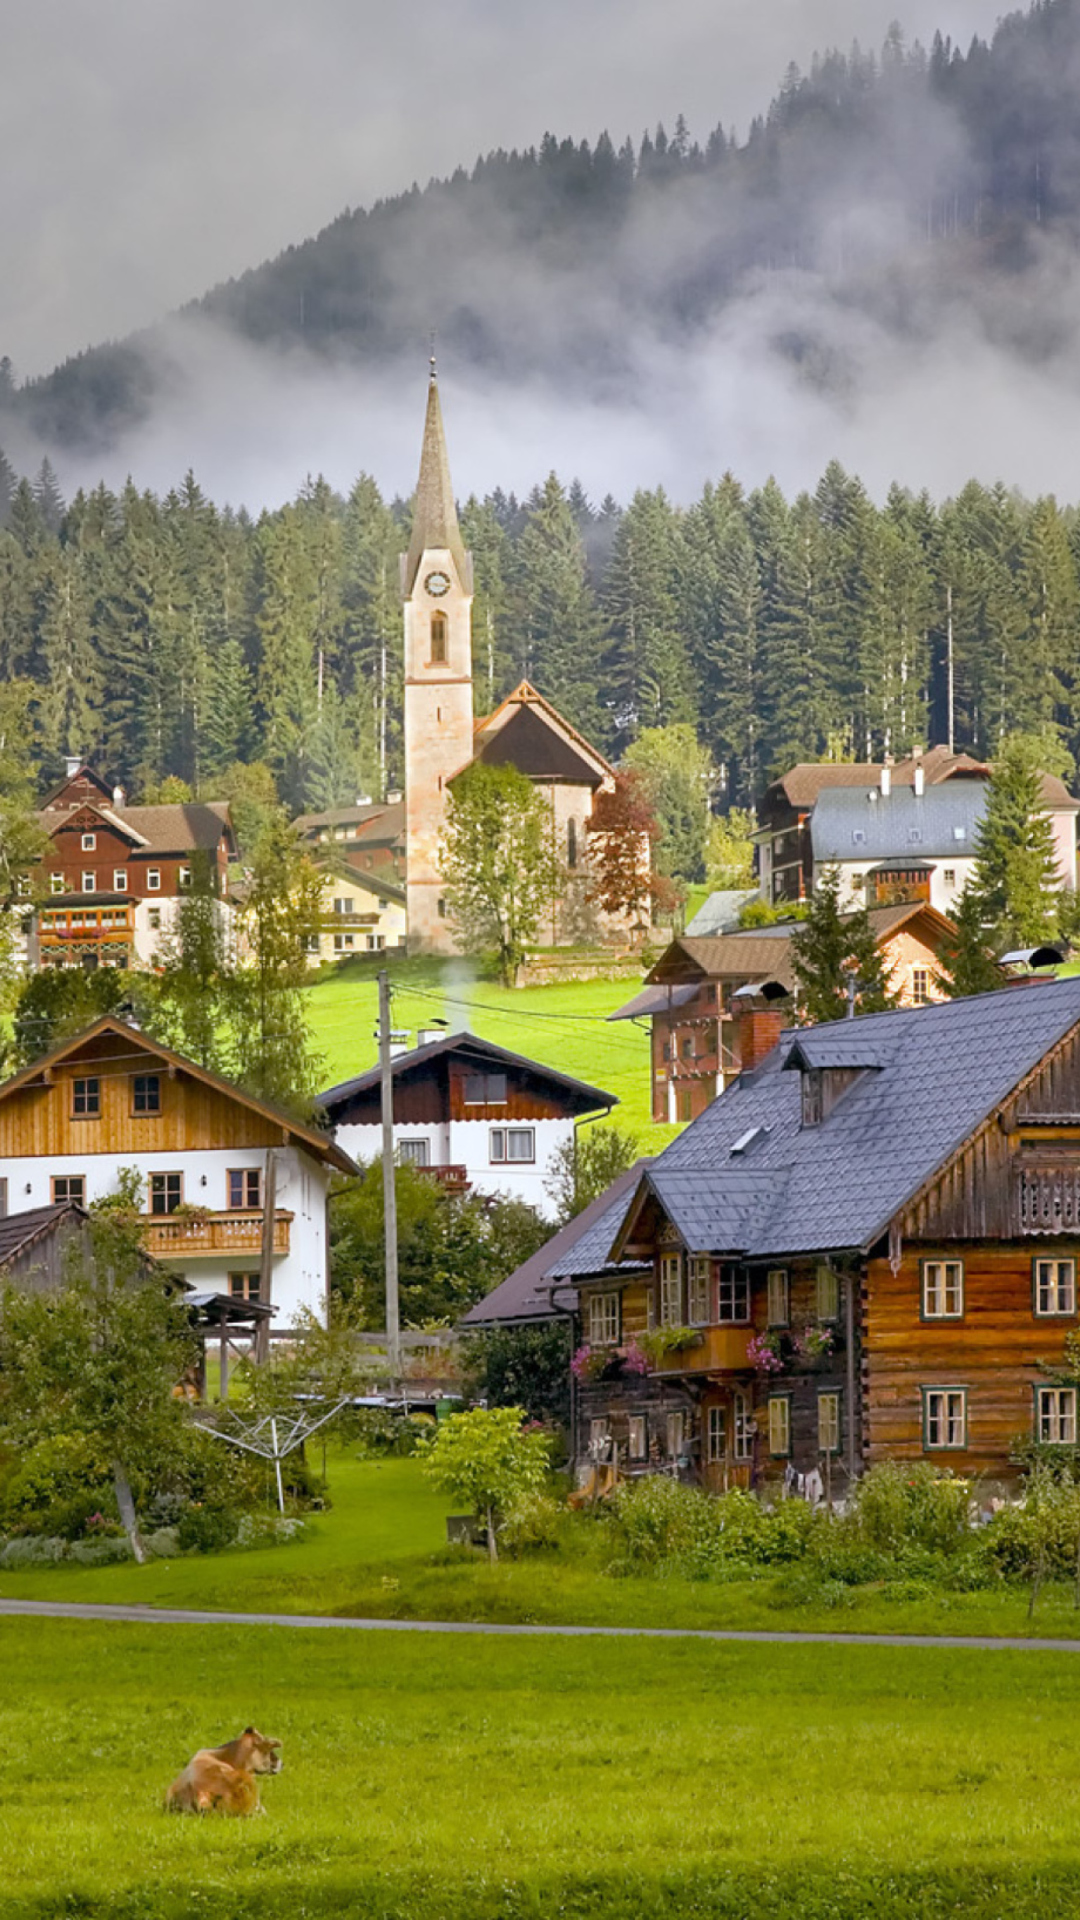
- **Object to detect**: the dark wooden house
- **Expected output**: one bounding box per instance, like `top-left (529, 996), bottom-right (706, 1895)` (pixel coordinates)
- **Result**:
top-left (553, 979), bottom-right (1080, 1487)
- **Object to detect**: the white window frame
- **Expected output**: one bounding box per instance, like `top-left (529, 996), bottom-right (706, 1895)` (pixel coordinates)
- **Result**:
top-left (147, 868), bottom-right (161, 891)
top-left (333, 933), bottom-right (355, 951)
top-left (922, 1259), bottom-right (964, 1320)
top-left (666, 1411), bottom-right (686, 1459)
top-left (81, 871), bottom-right (96, 893)
top-left (587, 1291), bottom-right (620, 1346)
top-left (923, 1387), bottom-right (967, 1450)
top-left (81, 832), bottom-right (96, 851)
top-left (147, 906), bottom-right (161, 929)
top-left (706, 1404), bottom-right (726, 1462)
top-left (718, 1267), bottom-right (751, 1324)
top-left (1037, 1386), bottom-right (1077, 1445)
top-left (489, 1127), bottom-right (535, 1164)
top-left (49, 872), bottom-right (64, 895)
top-left (659, 1252), bottom-right (683, 1326)
top-left (178, 866), bottom-right (191, 890)
top-left (627, 1414), bottom-right (647, 1460)
top-left (113, 869), bottom-right (128, 892)
top-left (767, 1396), bottom-right (791, 1457)
top-left (1034, 1257), bottom-right (1077, 1318)
top-left (398, 1138), bottom-right (430, 1167)
top-left (816, 1264), bottom-right (839, 1322)
top-left (767, 1268), bottom-right (790, 1328)
top-left (818, 1390), bottom-right (841, 1454)
top-left (687, 1255), bottom-right (712, 1326)
top-left (589, 1418), bottom-right (611, 1459)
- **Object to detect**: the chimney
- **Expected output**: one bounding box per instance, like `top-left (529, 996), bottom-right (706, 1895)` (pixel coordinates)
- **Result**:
top-left (732, 984), bottom-right (789, 1075)
top-left (113, 784), bottom-right (126, 807)
top-left (388, 1029), bottom-right (412, 1059)
top-left (386, 788), bottom-right (403, 804)
top-left (880, 759), bottom-right (893, 798)
top-left (914, 763), bottom-right (925, 797)
top-left (65, 754), bottom-right (81, 778)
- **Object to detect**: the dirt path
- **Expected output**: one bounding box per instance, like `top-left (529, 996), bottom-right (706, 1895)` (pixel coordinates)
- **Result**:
top-left (3, 1595), bottom-right (1080, 1651)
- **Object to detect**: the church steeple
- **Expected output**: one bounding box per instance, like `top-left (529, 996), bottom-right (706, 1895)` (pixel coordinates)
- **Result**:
top-left (402, 363), bottom-right (470, 596)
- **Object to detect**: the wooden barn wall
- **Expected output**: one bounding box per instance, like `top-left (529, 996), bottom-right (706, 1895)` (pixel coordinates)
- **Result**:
top-left (0, 1050), bottom-right (287, 1158)
top-left (864, 1244), bottom-right (1078, 1475)
top-left (906, 1027), bottom-right (1080, 1243)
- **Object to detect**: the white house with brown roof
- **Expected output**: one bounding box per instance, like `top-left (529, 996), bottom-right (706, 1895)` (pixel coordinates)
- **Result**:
top-left (0, 1016), bottom-right (356, 1325)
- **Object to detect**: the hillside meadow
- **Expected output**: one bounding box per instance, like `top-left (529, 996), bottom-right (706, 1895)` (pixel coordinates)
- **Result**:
top-left (303, 953), bottom-right (681, 1154)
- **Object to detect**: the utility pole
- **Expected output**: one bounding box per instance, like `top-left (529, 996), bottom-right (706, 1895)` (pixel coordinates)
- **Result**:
top-left (378, 970), bottom-right (401, 1376)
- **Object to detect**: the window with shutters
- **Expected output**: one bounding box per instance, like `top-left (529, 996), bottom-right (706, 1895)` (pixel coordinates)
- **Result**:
top-left (627, 1415), bottom-right (647, 1460)
top-left (816, 1264), bottom-right (839, 1322)
top-left (767, 1396), bottom-right (791, 1457)
top-left (766, 1268), bottom-right (790, 1327)
top-left (733, 1392), bottom-right (753, 1461)
top-left (818, 1390), bottom-right (841, 1454)
top-left (659, 1253), bottom-right (683, 1326)
top-left (687, 1256), bottom-right (712, 1325)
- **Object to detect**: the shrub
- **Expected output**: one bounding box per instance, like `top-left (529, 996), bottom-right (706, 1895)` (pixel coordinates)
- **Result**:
top-left (984, 1472), bottom-right (1080, 1581)
top-left (500, 1493), bottom-right (563, 1555)
top-left (176, 1504), bottom-right (241, 1553)
top-left (234, 1513), bottom-right (307, 1549)
top-left (851, 1461), bottom-right (970, 1556)
top-left (68, 1536), bottom-right (133, 1566)
top-left (0, 1535), bottom-right (70, 1566)
top-left (144, 1526), bottom-right (182, 1559)
top-left (0, 1432), bottom-right (114, 1537)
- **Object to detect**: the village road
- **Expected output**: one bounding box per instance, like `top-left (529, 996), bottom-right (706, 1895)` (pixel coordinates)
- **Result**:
top-left (3, 1596), bottom-right (1080, 1651)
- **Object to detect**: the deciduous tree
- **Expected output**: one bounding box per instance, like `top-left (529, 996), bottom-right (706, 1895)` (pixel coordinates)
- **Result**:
top-left (440, 762), bottom-right (558, 985)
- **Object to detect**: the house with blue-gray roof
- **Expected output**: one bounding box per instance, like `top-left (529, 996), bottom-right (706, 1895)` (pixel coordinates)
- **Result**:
top-left (561, 977), bottom-right (1080, 1488)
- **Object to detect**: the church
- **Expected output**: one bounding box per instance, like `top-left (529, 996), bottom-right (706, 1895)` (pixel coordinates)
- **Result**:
top-left (400, 370), bottom-right (623, 955)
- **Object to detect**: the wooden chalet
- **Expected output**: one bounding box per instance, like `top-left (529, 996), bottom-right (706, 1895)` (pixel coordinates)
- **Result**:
top-left (610, 902), bottom-right (957, 1124)
top-left (561, 978), bottom-right (1080, 1487)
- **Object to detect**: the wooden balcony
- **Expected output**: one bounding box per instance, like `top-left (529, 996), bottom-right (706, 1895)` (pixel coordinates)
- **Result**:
top-left (652, 1327), bottom-right (752, 1374)
top-left (143, 1209), bottom-right (293, 1258)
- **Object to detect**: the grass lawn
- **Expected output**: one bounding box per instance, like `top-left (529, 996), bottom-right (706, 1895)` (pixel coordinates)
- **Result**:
top-left (303, 954), bottom-right (680, 1153)
top-left (8, 1452), bottom-right (1080, 1644)
top-left (5, 1616), bottom-right (1080, 1919)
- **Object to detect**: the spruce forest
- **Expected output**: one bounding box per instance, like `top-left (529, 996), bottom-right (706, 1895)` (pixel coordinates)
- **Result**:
top-left (1, 451), bottom-right (1078, 814)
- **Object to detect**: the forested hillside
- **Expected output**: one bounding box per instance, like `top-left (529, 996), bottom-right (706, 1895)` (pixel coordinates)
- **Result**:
top-left (6, 0), bottom-right (1080, 452)
top-left (1, 449), bottom-right (1077, 811)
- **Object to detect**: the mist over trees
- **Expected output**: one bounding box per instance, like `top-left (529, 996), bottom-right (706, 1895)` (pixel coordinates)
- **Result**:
top-left (4, 451), bottom-right (1080, 812)
top-left (4, 2), bottom-right (1080, 456)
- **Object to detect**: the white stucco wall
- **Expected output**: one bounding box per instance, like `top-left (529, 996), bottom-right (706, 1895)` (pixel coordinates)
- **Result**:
top-left (336, 1115), bottom-right (573, 1217)
top-left (821, 857), bottom-right (976, 915)
top-left (0, 1145), bottom-right (331, 1326)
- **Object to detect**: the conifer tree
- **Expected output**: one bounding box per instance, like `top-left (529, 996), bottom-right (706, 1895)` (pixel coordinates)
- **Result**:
top-left (933, 884), bottom-right (1004, 998)
top-left (791, 866), bottom-right (898, 1023)
top-left (969, 733), bottom-right (1062, 945)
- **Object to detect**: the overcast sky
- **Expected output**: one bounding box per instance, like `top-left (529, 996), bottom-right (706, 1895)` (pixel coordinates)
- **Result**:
top-left (3, 0), bottom-right (1002, 379)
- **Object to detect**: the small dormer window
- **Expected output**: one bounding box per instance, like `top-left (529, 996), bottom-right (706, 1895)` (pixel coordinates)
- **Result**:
top-left (802, 1070), bottom-right (824, 1127)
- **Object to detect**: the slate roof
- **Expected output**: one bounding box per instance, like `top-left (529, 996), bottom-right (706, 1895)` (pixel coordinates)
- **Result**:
top-left (607, 983), bottom-right (697, 1023)
top-left (460, 1162), bottom-right (651, 1326)
top-left (809, 784), bottom-right (985, 863)
top-left (612, 977), bottom-right (1080, 1262)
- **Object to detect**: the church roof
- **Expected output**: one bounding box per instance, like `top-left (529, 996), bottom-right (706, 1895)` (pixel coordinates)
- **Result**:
top-left (470, 700), bottom-right (606, 787)
top-left (474, 682), bottom-right (616, 784)
top-left (401, 372), bottom-right (470, 596)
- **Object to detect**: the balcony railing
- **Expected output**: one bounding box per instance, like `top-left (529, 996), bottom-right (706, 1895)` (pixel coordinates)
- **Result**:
top-left (143, 1209), bottom-right (293, 1257)
top-left (652, 1327), bottom-right (752, 1374)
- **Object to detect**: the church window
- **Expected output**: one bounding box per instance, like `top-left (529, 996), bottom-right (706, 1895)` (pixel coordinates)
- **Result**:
top-left (430, 611), bottom-right (448, 664)
top-left (567, 818), bottom-right (578, 868)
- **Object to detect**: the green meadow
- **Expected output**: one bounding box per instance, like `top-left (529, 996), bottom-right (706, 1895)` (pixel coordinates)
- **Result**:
top-left (5, 1615), bottom-right (1080, 1919)
top-left (8, 1453), bottom-right (1080, 1643)
top-left (302, 954), bottom-right (680, 1152)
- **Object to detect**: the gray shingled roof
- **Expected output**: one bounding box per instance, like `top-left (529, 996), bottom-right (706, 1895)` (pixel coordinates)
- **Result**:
top-left (810, 784), bottom-right (984, 863)
top-left (460, 1161), bottom-right (651, 1326)
top-left (684, 890), bottom-right (760, 936)
top-left (614, 978), bottom-right (1080, 1261)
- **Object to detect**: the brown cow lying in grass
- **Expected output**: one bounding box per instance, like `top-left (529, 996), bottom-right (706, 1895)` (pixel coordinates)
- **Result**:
top-left (165, 1727), bottom-right (283, 1815)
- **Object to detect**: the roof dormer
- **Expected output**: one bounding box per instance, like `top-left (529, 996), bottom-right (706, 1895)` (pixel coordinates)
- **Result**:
top-left (783, 1033), bottom-right (886, 1126)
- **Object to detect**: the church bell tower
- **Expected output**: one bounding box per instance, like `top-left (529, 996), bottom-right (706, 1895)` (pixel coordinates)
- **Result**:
top-left (401, 367), bottom-right (474, 953)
